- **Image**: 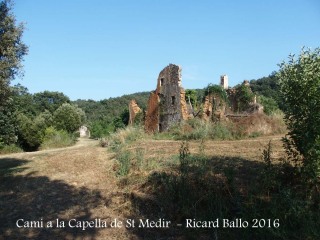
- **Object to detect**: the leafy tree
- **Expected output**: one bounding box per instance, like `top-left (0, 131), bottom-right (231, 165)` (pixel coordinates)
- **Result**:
top-left (185, 89), bottom-right (197, 108)
top-left (113, 109), bottom-right (129, 130)
top-left (38, 110), bottom-right (53, 127)
top-left (0, 0), bottom-right (28, 145)
top-left (90, 120), bottom-right (114, 138)
top-left (11, 84), bottom-right (37, 116)
top-left (53, 103), bottom-right (86, 133)
top-left (0, 0), bottom-right (28, 105)
top-left (33, 91), bottom-right (70, 113)
top-left (0, 101), bottom-right (16, 145)
top-left (278, 48), bottom-right (320, 180)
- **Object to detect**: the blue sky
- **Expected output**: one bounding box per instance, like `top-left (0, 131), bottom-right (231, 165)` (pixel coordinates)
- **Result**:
top-left (13, 0), bottom-right (320, 100)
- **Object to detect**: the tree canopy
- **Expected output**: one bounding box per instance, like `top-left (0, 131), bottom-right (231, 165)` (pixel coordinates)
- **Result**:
top-left (278, 47), bottom-right (320, 179)
top-left (33, 91), bottom-right (70, 113)
top-left (0, 0), bottom-right (28, 146)
top-left (0, 0), bottom-right (28, 104)
top-left (53, 103), bottom-right (86, 133)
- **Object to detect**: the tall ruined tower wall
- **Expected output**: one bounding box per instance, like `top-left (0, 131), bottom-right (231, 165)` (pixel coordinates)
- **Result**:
top-left (145, 64), bottom-right (190, 133)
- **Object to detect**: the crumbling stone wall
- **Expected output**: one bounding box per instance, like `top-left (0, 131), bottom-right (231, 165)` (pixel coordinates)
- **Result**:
top-left (180, 88), bottom-right (193, 120)
top-left (145, 64), bottom-right (191, 133)
top-left (201, 94), bottom-right (227, 121)
top-left (201, 95), bottom-right (213, 121)
top-left (227, 88), bottom-right (238, 112)
top-left (128, 99), bottom-right (142, 125)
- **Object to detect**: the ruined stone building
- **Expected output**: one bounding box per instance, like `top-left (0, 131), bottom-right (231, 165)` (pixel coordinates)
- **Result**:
top-left (129, 67), bottom-right (264, 132)
top-left (201, 94), bottom-right (227, 121)
top-left (201, 76), bottom-right (264, 121)
top-left (144, 64), bottom-right (192, 133)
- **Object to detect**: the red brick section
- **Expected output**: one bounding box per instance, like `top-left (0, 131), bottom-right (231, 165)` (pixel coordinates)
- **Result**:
top-left (144, 91), bottom-right (160, 133)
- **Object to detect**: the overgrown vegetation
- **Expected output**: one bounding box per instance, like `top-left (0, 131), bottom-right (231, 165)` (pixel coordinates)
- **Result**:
top-left (249, 72), bottom-right (284, 110)
top-left (158, 115), bottom-right (286, 141)
top-left (40, 127), bottom-right (76, 150)
top-left (107, 129), bottom-right (319, 239)
top-left (257, 95), bottom-right (279, 115)
top-left (0, 144), bottom-right (23, 154)
top-left (234, 84), bottom-right (255, 112)
top-left (278, 47), bottom-right (320, 204)
top-left (167, 119), bottom-right (234, 140)
top-left (107, 127), bottom-right (149, 176)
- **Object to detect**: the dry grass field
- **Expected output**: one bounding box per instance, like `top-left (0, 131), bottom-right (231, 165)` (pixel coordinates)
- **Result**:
top-left (0, 135), bottom-right (286, 239)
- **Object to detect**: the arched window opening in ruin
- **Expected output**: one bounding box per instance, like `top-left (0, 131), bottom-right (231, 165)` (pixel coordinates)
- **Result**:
top-left (171, 96), bottom-right (176, 105)
top-left (160, 78), bottom-right (164, 86)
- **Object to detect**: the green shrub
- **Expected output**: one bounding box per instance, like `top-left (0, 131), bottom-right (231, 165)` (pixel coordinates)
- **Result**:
top-left (16, 113), bottom-right (47, 150)
top-left (90, 120), bottom-right (114, 139)
top-left (0, 144), bottom-right (23, 154)
top-left (40, 127), bottom-right (75, 149)
top-left (108, 126), bottom-right (146, 151)
top-left (278, 48), bottom-right (320, 181)
top-left (209, 122), bottom-right (233, 140)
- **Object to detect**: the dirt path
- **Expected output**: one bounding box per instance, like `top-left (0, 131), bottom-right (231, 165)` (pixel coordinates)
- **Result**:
top-left (0, 137), bottom-right (98, 158)
top-left (0, 138), bottom-right (131, 240)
